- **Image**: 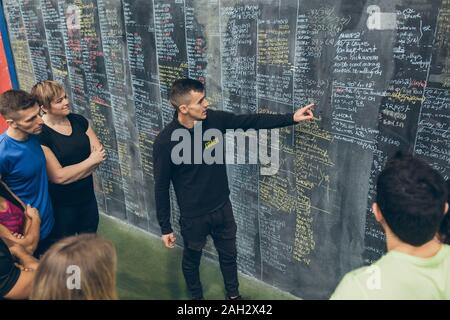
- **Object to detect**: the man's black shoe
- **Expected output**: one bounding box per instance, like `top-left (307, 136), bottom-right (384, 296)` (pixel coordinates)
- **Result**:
top-left (227, 295), bottom-right (242, 300)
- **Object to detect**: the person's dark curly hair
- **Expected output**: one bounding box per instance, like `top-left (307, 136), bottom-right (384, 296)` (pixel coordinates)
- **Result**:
top-left (376, 152), bottom-right (448, 246)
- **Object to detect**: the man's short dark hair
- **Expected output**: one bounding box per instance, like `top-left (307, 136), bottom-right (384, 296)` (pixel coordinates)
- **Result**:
top-left (169, 79), bottom-right (204, 109)
top-left (376, 152), bottom-right (448, 246)
top-left (0, 90), bottom-right (37, 120)
top-left (439, 180), bottom-right (450, 244)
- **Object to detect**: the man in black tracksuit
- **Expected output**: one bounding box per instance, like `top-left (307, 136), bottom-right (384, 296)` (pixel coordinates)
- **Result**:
top-left (153, 79), bottom-right (314, 300)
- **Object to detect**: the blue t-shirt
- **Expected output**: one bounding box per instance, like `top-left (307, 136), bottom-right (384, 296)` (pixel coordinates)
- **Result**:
top-left (0, 133), bottom-right (54, 239)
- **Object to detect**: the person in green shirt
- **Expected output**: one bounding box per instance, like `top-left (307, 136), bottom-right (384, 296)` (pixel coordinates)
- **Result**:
top-left (331, 152), bottom-right (449, 300)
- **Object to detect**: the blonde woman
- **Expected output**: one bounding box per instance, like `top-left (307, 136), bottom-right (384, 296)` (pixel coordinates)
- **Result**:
top-left (31, 81), bottom-right (106, 242)
top-left (30, 234), bottom-right (117, 300)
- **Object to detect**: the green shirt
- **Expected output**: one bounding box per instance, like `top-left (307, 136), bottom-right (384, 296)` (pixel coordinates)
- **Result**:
top-left (331, 244), bottom-right (450, 300)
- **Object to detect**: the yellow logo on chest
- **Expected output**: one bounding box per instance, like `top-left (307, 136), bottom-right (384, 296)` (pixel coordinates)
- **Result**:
top-left (204, 137), bottom-right (219, 149)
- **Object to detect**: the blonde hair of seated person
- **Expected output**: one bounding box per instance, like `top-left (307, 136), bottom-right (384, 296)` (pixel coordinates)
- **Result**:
top-left (30, 233), bottom-right (118, 300)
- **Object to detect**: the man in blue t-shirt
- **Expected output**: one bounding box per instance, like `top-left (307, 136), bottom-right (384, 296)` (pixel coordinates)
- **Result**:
top-left (0, 90), bottom-right (54, 257)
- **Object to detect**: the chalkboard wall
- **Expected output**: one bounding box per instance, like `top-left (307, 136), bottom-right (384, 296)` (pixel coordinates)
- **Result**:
top-left (2, 0), bottom-right (449, 299)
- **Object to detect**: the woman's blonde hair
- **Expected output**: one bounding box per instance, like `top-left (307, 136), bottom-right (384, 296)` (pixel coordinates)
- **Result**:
top-left (30, 80), bottom-right (65, 110)
top-left (30, 234), bottom-right (118, 300)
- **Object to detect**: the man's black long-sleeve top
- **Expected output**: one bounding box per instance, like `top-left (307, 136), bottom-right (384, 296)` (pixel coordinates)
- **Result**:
top-left (153, 109), bottom-right (296, 235)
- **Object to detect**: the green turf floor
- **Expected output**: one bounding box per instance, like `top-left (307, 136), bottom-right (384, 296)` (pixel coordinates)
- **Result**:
top-left (98, 214), bottom-right (297, 300)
